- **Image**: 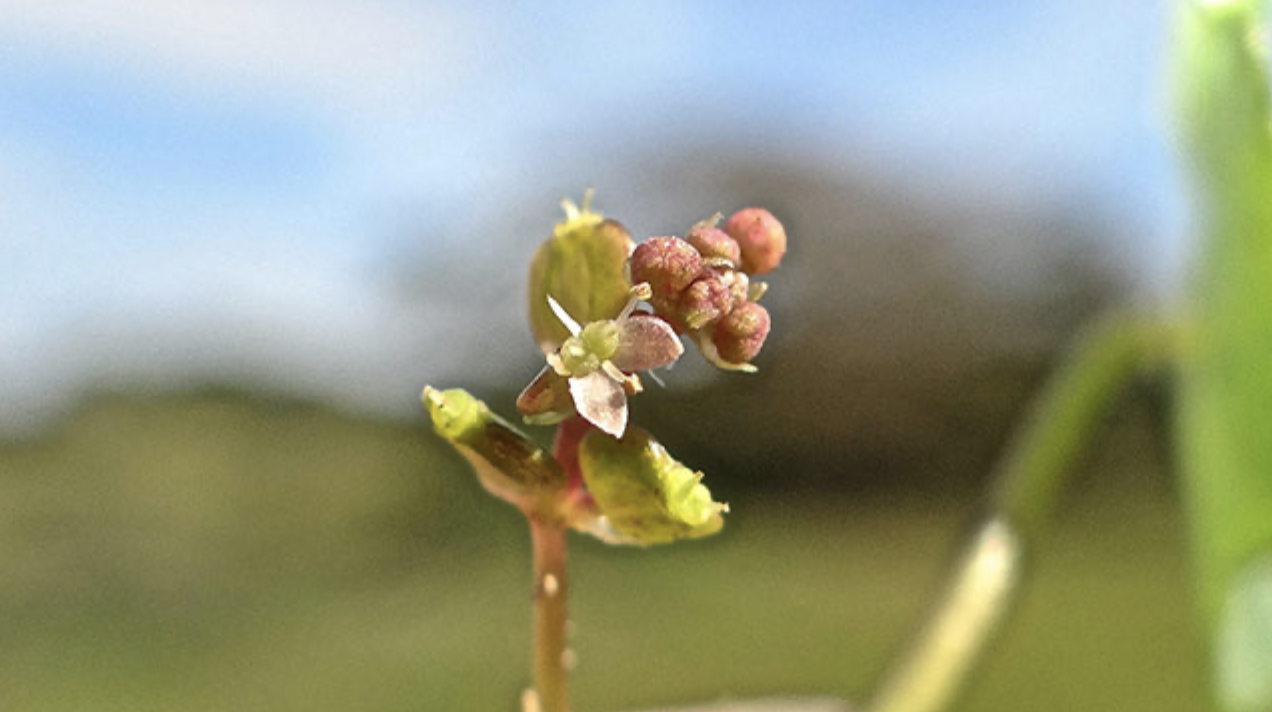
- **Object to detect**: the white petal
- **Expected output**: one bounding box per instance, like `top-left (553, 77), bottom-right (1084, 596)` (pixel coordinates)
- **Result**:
top-left (569, 372), bottom-right (627, 437)
top-left (611, 315), bottom-right (684, 372)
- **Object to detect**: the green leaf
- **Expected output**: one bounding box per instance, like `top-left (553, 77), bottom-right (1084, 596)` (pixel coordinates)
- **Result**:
top-left (527, 197), bottom-right (635, 353)
top-left (422, 386), bottom-right (567, 513)
top-left (1175, 1), bottom-right (1272, 709)
top-left (577, 426), bottom-right (725, 545)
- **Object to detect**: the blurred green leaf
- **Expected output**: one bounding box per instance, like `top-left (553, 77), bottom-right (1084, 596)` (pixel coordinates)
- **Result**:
top-left (578, 426), bottom-right (725, 545)
top-left (1175, 1), bottom-right (1272, 709)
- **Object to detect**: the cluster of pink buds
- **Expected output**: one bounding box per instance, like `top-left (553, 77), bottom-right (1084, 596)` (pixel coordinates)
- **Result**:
top-left (629, 207), bottom-right (786, 370)
top-left (516, 199), bottom-right (787, 438)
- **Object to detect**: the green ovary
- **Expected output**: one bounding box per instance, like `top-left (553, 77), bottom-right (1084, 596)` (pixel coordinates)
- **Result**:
top-left (559, 321), bottom-right (620, 377)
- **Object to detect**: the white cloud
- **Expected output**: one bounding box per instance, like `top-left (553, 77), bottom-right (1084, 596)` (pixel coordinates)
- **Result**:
top-left (0, 0), bottom-right (480, 115)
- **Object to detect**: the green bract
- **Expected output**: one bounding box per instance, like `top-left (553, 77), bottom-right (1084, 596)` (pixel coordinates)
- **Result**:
top-left (422, 386), bottom-right (566, 515)
top-left (578, 426), bottom-right (726, 545)
top-left (527, 196), bottom-right (635, 354)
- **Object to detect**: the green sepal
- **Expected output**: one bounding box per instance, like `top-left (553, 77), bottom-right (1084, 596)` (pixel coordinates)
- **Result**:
top-left (423, 386), bottom-right (567, 513)
top-left (528, 196), bottom-right (635, 353)
top-left (577, 426), bottom-right (725, 545)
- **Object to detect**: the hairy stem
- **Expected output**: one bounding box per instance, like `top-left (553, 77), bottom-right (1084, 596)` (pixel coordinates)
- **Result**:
top-left (868, 313), bottom-right (1169, 712)
top-left (531, 516), bottom-right (571, 712)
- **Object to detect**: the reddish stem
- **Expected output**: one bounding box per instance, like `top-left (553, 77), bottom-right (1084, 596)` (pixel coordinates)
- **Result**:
top-left (527, 416), bottom-right (593, 712)
top-left (552, 415), bottom-right (591, 490)
top-left (530, 516), bottom-right (570, 712)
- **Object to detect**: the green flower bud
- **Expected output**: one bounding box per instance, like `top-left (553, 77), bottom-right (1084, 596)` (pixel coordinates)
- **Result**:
top-left (724, 207), bottom-right (787, 275)
top-left (629, 236), bottom-right (702, 299)
top-left (423, 386), bottom-right (567, 514)
top-left (711, 301), bottom-right (771, 364)
top-left (578, 426), bottom-right (726, 545)
top-left (528, 197), bottom-right (635, 354)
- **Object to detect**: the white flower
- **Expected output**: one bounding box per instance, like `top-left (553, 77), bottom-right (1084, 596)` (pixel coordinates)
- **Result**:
top-left (517, 284), bottom-right (683, 437)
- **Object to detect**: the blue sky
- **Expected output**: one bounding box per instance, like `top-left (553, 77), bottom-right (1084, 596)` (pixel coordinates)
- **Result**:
top-left (0, 0), bottom-right (1183, 432)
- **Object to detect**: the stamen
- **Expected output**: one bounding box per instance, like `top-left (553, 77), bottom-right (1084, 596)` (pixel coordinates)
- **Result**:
top-left (560, 198), bottom-right (579, 222)
top-left (646, 369), bottom-right (667, 388)
top-left (547, 296), bottom-right (583, 336)
top-left (618, 283), bottom-right (653, 321)
top-left (693, 211), bottom-right (724, 229)
top-left (601, 361), bottom-right (629, 385)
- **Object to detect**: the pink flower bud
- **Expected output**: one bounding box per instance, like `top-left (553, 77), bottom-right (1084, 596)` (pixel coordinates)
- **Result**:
top-left (724, 208), bottom-right (786, 275)
top-left (648, 294), bottom-right (689, 333)
top-left (711, 302), bottom-right (771, 364)
top-left (678, 273), bottom-right (735, 331)
top-left (629, 237), bottom-right (701, 299)
top-left (717, 269), bottom-right (750, 310)
top-left (685, 225), bottom-right (742, 267)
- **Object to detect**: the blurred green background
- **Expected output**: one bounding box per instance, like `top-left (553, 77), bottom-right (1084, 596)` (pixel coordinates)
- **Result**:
top-left (0, 365), bottom-right (1209, 712)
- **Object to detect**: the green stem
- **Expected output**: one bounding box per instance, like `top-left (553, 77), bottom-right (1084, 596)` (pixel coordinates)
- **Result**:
top-left (868, 313), bottom-right (1170, 712)
top-left (530, 516), bottom-right (571, 712)
top-left (990, 315), bottom-right (1168, 539)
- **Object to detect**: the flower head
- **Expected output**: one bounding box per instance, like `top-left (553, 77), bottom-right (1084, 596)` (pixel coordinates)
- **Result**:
top-left (518, 283), bottom-right (683, 437)
top-left (628, 207), bottom-right (786, 372)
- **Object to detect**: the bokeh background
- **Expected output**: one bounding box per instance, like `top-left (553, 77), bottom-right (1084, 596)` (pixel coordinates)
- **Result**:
top-left (1, 1), bottom-right (1210, 710)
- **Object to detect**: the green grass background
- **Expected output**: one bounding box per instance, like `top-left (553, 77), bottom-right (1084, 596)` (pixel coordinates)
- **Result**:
top-left (0, 389), bottom-right (1209, 711)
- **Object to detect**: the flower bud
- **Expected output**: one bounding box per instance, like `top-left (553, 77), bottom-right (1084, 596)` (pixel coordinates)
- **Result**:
top-left (678, 273), bottom-right (734, 331)
top-left (685, 225), bottom-right (741, 267)
top-left (724, 208), bottom-right (786, 275)
top-left (711, 301), bottom-right (771, 364)
top-left (717, 269), bottom-right (750, 310)
top-left (629, 236), bottom-right (701, 299)
top-left (647, 294), bottom-right (688, 333)
top-left (528, 202), bottom-right (634, 354)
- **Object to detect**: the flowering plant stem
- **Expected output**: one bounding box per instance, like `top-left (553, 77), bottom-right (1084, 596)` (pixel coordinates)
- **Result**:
top-left (426, 199), bottom-right (786, 710)
top-left (526, 416), bottom-right (592, 712)
top-left (531, 515), bottom-right (571, 712)
top-left (868, 313), bottom-right (1171, 712)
